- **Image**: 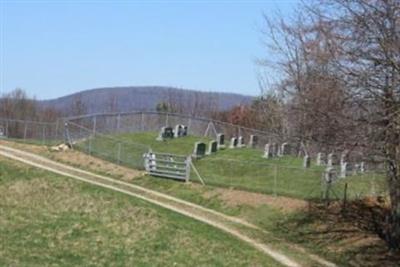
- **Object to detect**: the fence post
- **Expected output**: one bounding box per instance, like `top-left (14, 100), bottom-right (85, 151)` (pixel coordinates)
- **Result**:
top-left (141, 112), bottom-right (145, 131)
top-left (116, 113), bottom-right (121, 133)
top-left (117, 142), bottom-right (121, 164)
top-left (55, 119), bottom-right (60, 142)
top-left (187, 118), bottom-right (192, 135)
top-left (88, 137), bottom-right (92, 155)
top-left (42, 124), bottom-right (46, 145)
top-left (371, 172), bottom-right (376, 196)
top-left (92, 116), bottom-right (97, 136)
top-left (342, 182), bottom-right (348, 213)
top-left (165, 113), bottom-right (169, 126)
top-left (185, 156), bottom-right (191, 182)
top-left (273, 164), bottom-right (278, 197)
top-left (23, 122), bottom-right (28, 142)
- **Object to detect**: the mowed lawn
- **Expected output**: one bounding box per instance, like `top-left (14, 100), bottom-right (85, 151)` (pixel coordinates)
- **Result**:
top-left (0, 158), bottom-right (282, 267)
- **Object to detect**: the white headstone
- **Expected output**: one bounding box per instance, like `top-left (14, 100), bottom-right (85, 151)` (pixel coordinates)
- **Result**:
top-left (327, 153), bottom-right (334, 167)
top-left (207, 140), bottom-right (218, 155)
top-left (270, 143), bottom-right (277, 157)
top-left (193, 142), bottom-right (206, 159)
top-left (263, 143), bottom-right (270, 158)
top-left (303, 155), bottom-right (311, 168)
top-left (316, 152), bottom-right (324, 166)
top-left (237, 136), bottom-right (245, 148)
top-left (324, 167), bottom-right (336, 184)
top-left (0, 126), bottom-right (5, 138)
top-left (360, 162), bottom-right (365, 173)
top-left (340, 162), bottom-right (348, 178)
top-left (217, 133), bottom-right (225, 149)
top-left (280, 142), bottom-right (289, 156)
top-left (229, 137), bottom-right (238, 149)
top-left (248, 135), bottom-right (258, 148)
top-left (340, 150), bottom-right (349, 166)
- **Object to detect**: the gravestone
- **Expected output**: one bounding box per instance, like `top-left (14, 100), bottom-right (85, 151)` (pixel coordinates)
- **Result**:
top-left (237, 136), bottom-right (245, 148)
top-left (229, 137), bottom-right (238, 149)
top-left (270, 143), bottom-right (279, 157)
top-left (340, 162), bottom-right (348, 178)
top-left (174, 124), bottom-right (188, 138)
top-left (281, 142), bottom-right (290, 156)
top-left (217, 133), bottom-right (225, 149)
top-left (248, 135), bottom-right (258, 148)
top-left (277, 145), bottom-right (282, 157)
top-left (0, 125), bottom-right (5, 138)
top-left (207, 140), bottom-right (218, 155)
top-left (303, 155), bottom-right (311, 168)
top-left (316, 153), bottom-right (325, 166)
top-left (156, 126), bottom-right (174, 141)
top-left (324, 167), bottom-right (337, 184)
top-left (263, 143), bottom-right (270, 158)
top-left (193, 142), bottom-right (206, 159)
top-left (353, 163), bottom-right (359, 176)
top-left (327, 153), bottom-right (335, 167)
top-left (340, 150), bottom-right (349, 166)
top-left (360, 162), bottom-right (365, 173)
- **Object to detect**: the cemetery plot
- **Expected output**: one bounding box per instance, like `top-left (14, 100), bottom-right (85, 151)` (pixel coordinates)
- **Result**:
top-left (74, 131), bottom-right (385, 201)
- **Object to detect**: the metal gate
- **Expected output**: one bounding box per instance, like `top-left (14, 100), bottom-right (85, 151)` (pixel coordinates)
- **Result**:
top-left (143, 151), bottom-right (191, 182)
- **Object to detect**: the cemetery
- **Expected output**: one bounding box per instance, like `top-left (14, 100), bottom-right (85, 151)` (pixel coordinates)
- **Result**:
top-left (69, 117), bottom-right (385, 201)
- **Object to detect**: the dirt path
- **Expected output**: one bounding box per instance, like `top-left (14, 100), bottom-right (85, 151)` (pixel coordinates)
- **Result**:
top-left (0, 144), bottom-right (337, 267)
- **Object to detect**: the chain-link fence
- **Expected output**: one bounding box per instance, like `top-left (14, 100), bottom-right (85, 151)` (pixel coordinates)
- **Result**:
top-left (190, 157), bottom-right (387, 200)
top-left (191, 158), bottom-right (324, 199)
top-left (0, 114), bottom-right (389, 201)
top-left (66, 121), bottom-right (150, 170)
top-left (0, 118), bottom-right (62, 145)
top-left (64, 111), bottom-right (283, 150)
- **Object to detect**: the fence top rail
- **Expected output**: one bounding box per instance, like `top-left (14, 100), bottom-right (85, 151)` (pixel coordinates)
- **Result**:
top-left (150, 151), bottom-right (189, 158)
top-left (62, 111), bottom-right (277, 137)
top-left (206, 157), bottom-right (325, 171)
top-left (67, 121), bottom-right (151, 150)
top-left (0, 118), bottom-right (57, 126)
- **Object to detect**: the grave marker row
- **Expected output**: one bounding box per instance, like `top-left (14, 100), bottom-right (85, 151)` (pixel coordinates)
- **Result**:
top-left (263, 142), bottom-right (291, 158)
top-left (157, 125), bottom-right (188, 141)
top-left (193, 140), bottom-right (219, 159)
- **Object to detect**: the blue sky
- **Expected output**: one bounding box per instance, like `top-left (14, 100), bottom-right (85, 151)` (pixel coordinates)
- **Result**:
top-left (0, 0), bottom-right (299, 99)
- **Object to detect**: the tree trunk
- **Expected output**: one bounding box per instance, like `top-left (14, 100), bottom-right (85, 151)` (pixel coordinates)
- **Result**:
top-left (384, 83), bottom-right (400, 251)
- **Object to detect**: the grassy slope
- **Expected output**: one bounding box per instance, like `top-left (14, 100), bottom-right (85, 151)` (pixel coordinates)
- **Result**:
top-left (0, 158), bottom-right (282, 267)
top-left (2, 140), bottom-right (393, 266)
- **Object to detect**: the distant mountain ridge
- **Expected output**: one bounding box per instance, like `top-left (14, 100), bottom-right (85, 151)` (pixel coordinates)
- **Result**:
top-left (40, 86), bottom-right (254, 115)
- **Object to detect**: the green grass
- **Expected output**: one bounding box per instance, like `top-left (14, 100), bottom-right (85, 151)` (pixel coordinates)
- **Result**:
top-left (0, 159), bottom-right (283, 267)
top-left (79, 132), bottom-right (386, 200)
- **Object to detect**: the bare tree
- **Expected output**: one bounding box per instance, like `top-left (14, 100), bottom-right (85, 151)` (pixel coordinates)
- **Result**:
top-left (261, 0), bottom-right (400, 250)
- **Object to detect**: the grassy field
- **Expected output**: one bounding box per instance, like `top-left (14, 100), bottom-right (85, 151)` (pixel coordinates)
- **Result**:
top-left (1, 140), bottom-right (394, 267)
top-left (77, 132), bottom-right (386, 200)
top-left (0, 158), bottom-right (283, 266)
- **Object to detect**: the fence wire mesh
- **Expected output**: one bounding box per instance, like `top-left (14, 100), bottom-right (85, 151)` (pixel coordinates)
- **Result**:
top-left (0, 114), bottom-right (389, 201)
top-left (0, 118), bottom-right (62, 145)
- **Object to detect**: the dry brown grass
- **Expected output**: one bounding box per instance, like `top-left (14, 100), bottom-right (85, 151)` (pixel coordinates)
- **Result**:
top-left (203, 188), bottom-right (307, 212)
top-left (0, 139), bottom-right (143, 181)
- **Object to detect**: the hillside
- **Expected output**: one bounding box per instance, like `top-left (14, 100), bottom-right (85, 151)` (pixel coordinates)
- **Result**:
top-left (40, 86), bottom-right (254, 115)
